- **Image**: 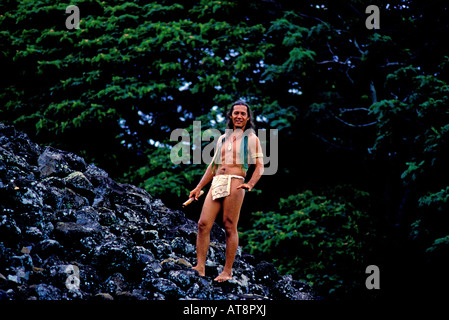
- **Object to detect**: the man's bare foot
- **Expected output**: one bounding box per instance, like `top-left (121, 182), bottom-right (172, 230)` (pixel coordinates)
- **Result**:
top-left (214, 271), bottom-right (232, 282)
top-left (192, 265), bottom-right (205, 276)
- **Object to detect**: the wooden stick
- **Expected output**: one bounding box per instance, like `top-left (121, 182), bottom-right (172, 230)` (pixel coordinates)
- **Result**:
top-left (182, 190), bottom-right (204, 207)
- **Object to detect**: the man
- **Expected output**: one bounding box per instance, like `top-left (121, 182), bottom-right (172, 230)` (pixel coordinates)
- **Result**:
top-left (189, 100), bottom-right (264, 282)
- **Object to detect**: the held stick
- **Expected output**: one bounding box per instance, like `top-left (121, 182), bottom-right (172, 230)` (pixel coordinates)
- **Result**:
top-left (182, 190), bottom-right (204, 207)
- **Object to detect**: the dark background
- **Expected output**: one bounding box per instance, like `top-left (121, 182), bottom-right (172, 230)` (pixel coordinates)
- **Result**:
top-left (1, 0), bottom-right (449, 300)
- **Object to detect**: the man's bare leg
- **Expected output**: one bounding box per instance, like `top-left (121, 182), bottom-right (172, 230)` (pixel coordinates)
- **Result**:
top-left (192, 189), bottom-right (221, 276)
top-left (214, 179), bottom-right (245, 282)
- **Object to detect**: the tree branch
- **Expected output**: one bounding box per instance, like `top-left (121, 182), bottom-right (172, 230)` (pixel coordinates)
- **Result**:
top-left (339, 107), bottom-right (371, 113)
top-left (311, 132), bottom-right (355, 151)
top-left (328, 109), bottom-right (378, 128)
top-left (353, 38), bottom-right (367, 55)
top-left (370, 80), bottom-right (377, 103)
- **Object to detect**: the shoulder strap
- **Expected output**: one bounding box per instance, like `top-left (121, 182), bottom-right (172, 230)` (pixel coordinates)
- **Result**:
top-left (241, 135), bottom-right (248, 172)
top-left (211, 136), bottom-right (226, 173)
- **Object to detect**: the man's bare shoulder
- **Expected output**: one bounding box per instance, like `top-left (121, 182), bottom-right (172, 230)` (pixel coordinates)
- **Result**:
top-left (215, 133), bottom-right (226, 142)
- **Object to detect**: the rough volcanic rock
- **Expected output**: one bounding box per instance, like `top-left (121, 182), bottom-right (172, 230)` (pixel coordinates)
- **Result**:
top-left (0, 123), bottom-right (315, 300)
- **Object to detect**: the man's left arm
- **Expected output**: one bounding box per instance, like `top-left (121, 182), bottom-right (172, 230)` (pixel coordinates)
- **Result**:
top-left (245, 157), bottom-right (264, 191)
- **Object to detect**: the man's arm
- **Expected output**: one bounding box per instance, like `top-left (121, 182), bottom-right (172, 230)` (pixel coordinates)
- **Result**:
top-left (189, 134), bottom-right (224, 199)
top-left (189, 164), bottom-right (214, 200)
top-left (240, 157), bottom-right (264, 191)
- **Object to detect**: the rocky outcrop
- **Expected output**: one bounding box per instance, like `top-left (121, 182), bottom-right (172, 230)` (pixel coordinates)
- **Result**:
top-left (0, 123), bottom-right (315, 300)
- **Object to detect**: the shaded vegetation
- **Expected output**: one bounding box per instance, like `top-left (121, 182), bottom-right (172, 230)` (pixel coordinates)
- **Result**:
top-left (1, 0), bottom-right (449, 299)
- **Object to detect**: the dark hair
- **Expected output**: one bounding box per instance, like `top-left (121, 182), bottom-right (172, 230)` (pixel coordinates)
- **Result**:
top-left (226, 100), bottom-right (255, 131)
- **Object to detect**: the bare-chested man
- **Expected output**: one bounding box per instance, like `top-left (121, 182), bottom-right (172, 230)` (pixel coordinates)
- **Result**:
top-left (189, 100), bottom-right (264, 282)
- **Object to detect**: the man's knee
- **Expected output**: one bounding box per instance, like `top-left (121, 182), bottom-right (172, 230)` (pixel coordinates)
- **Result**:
top-left (198, 219), bottom-right (213, 233)
top-left (223, 218), bottom-right (237, 235)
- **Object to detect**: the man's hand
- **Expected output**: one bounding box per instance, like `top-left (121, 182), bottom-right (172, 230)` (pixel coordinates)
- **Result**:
top-left (237, 183), bottom-right (252, 192)
top-left (189, 187), bottom-right (203, 200)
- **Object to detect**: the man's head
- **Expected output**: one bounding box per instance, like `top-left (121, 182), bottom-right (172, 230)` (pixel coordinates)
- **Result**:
top-left (226, 100), bottom-right (255, 131)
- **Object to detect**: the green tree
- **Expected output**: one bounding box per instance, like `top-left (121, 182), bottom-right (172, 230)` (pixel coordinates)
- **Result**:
top-left (241, 186), bottom-right (375, 298)
top-left (0, 0), bottom-right (282, 178)
top-left (2, 0), bottom-right (449, 299)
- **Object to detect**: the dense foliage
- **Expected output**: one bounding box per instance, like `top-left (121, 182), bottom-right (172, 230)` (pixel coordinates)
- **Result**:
top-left (242, 186), bottom-right (375, 298)
top-left (1, 0), bottom-right (449, 299)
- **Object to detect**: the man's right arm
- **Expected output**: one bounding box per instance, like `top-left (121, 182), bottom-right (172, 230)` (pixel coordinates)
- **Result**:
top-left (189, 134), bottom-right (224, 200)
top-left (189, 164), bottom-right (214, 200)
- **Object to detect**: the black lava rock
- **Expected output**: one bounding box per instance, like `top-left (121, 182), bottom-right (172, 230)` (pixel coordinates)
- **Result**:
top-left (0, 122), bottom-right (315, 300)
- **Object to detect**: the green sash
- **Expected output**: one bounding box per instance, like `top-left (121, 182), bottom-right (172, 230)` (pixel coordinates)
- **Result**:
top-left (211, 135), bottom-right (248, 173)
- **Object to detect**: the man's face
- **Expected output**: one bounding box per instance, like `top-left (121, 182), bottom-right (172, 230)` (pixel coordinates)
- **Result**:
top-left (230, 105), bottom-right (249, 130)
